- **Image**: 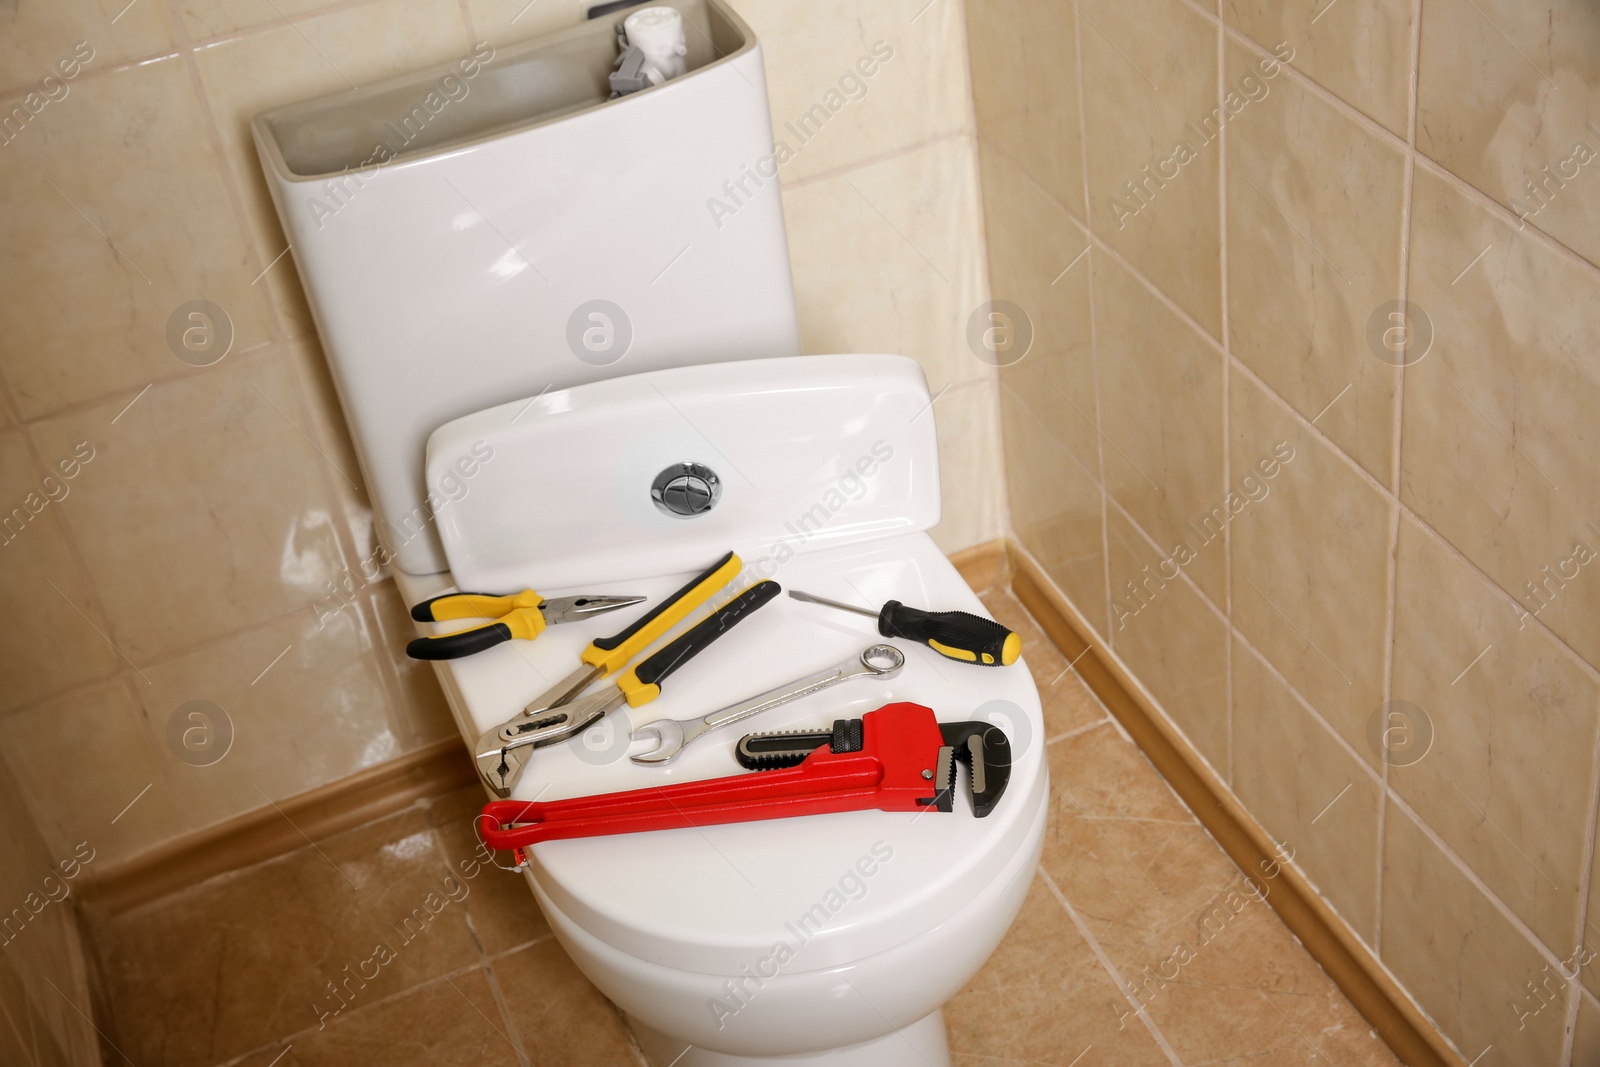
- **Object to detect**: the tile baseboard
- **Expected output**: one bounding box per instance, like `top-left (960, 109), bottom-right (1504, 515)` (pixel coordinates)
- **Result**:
top-left (79, 738), bottom-right (478, 914)
top-left (1005, 539), bottom-right (1461, 1067)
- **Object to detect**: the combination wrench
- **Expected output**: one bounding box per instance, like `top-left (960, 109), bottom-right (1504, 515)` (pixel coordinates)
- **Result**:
top-left (628, 643), bottom-right (905, 765)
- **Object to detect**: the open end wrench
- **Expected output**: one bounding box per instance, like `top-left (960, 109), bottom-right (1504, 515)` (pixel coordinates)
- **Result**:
top-left (629, 643), bottom-right (905, 765)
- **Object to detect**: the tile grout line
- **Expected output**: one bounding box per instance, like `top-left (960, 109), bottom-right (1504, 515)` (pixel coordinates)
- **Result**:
top-left (438, 827), bottom-right (535, 1067)
top-left (1014, 535), bottom-right (1391, 927)
top-left (169, 0), bottom-right (391, 592)
top-left (1228, 628), bottom-right (1384, 798)
top-left (955, 0), bottom-right (1008, 546)
top-left (11, 343), bottom-right (273, 429)
top-left (1020, 491), bottom-right (1580, 983)
top-left (163, 0), bottom-right (377, 591)
top-left (1045, 716), bottom-right (1116, 748)
top-left (0, 574), bottom-right (403, 723)
top-left (1548, 0), bottom-right (1600, 1009)
top-left (225, 956), bottom-right (504, 1065)
top-left (1038, 869), bottom-right (1186, 1066)
top-left (1067, 3), bottom-right (1116, 666)
top-left (0, 348), bottom-right (25, 427)
top-left (1232, 350), bottom-right (1599, 684)
top-left (157, 0), bottom-right (378, 701)
top-left (1181, 0), bottom-right (1600, 284)
top-left (1005, 161), bottom-right (1600, 690)
top-left (1374, 0), bottom-right (1428, 969)
top-left (1563, 711), bottom-right (1600, 1067)
top-left (0, 0), bottom-right (397, 100)
top-left (485, 932), bottom-right (559, 963)
top-left (778, 128), bottom-right (974, 194)
top-left (1117, 486), bottom-right (1600, 982)
top-left (1384, 786), bottom-right (1575, 978)
top-left (1083, 458), bottom-right (1596, 976)
top-left (956, 0), bottom-right (1010, 549)
top-left (1100, 478), bottom-right (1230, 635)
top-left (165, 0), bottom-right (274, 333)
top-left (997, 380), bottom-right (1098, 489)
top-left (1097, 488), bottom-right (1264, 795)
top-left (457, 0), bottom-right (479, 45)
top-left (1013, 531), bottom-right (1584, 1031)
top-left (1009, 354), bottom-right (1589, 964)
top-left (204, 805), bottom-right (556, 1067)
top-left (1213, 1), bottom-right (1234, 789)
top-left (12, 410), bottom-right (132, 702)
top-left (364, 571), bottom-right (453, 752)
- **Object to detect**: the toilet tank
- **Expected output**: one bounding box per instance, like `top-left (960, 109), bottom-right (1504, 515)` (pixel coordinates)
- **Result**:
top-left (252, 0), bottom-right (800, 576)
top-left (424, 355), bottom-right (943, 592)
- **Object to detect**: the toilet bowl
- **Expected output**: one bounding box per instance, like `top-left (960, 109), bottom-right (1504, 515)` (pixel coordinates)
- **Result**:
top-left (394, 357), bottom-right (1049, 1064)
top-left (399, 537), bottom-right (1049, 1064)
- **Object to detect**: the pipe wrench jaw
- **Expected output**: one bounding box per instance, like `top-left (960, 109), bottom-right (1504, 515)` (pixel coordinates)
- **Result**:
top-left (736, 705), bottom-right (1012, 818)
top-left (932, 720), bottom-right (1011, 818)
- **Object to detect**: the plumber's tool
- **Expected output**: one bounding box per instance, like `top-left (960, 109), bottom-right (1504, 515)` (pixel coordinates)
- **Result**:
top-left (476, 703), bottom-right (1012, 849)
top-left (734, 712), bottom-right (1009, 816)
top-left (517, 551), bottom-right (742, 717)
top-left (475, 579), bottom-right (780, 797)
top-left (788, 589), bottom-right (1021, 667)
top-left (629, 644), bottom-right (905, 765)
top-left (406, 591), bottom-right (645, 660)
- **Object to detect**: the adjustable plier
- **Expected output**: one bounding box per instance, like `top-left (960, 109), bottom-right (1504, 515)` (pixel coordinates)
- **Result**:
top-left (476, 573), bottom-right (778, 797)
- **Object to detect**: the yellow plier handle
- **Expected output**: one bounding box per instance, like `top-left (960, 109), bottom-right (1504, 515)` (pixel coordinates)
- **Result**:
top-left (413, 590), bottom-right (547, 626)
top-left (406, 590), bottom-right (548, 659)
top-left (580, 551), bottom-right (742, 678)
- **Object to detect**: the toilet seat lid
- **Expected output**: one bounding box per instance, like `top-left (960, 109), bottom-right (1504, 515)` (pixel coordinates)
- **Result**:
top-left (429, 534), bottom-right (1047, 976)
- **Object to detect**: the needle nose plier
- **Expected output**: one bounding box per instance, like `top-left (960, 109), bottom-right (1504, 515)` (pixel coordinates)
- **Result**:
top-left (406, 590), bottom-right (646, 660)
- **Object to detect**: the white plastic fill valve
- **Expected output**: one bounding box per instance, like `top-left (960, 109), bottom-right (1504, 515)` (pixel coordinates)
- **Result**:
top-left (624, 6), bottom-right (688, 80)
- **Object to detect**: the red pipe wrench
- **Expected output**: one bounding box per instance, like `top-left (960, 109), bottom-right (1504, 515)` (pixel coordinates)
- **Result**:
top-left (477, 702), bottom-right (1012, 851)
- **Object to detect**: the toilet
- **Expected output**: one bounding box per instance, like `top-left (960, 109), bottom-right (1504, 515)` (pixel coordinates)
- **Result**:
top-left (253, 4), bottom-right (1047, 1063)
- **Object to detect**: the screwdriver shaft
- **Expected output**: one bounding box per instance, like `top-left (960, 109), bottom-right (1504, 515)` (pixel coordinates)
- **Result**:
top-left (787, 589), bottom-right (880, 620)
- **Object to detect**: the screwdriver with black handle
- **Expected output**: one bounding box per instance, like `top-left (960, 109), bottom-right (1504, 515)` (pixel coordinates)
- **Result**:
top-left (789, 590), bottom-right (1021, 666)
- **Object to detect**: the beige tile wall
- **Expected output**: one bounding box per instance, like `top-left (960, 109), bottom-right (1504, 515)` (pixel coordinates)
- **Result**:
top-left (0, 758), bottom-right (99, 1065)
top-left (0, 0), bottom-right (1002, 872)
top-left (969, 0), bottom-right (1600, 1063)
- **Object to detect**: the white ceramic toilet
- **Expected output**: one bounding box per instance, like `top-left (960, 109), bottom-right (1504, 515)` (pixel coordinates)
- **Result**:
top-left (253, 4), bottom-right (1047, 1063)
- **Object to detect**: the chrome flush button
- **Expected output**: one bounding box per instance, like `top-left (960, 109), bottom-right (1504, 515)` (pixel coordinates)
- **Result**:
top-left (651, 462), bottom-right (721, 518)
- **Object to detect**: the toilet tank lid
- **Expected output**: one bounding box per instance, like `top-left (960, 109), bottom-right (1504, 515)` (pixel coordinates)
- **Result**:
top-left (425, 354), bottom-right (942, 592)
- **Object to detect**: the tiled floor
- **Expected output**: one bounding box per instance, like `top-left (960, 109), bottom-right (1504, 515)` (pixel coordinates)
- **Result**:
top-left (85, 587), bottom-right (1403, 1067)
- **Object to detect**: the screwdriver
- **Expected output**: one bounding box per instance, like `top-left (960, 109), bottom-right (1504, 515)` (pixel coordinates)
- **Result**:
top-left (789, 590), bottom-right (1021, 667)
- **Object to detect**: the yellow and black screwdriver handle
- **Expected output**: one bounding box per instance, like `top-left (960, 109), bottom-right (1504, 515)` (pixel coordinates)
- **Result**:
top-left (615, 579), bottom-right (782, 707)
top-left (878, 601), bottom-right (1022, 667)
top-left (580, 551), bottom-right (743, 684)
